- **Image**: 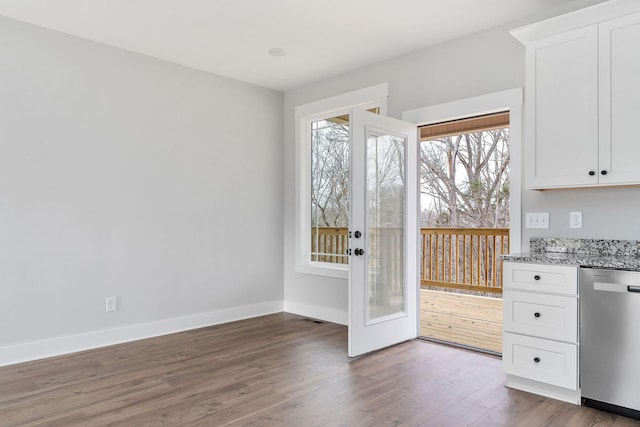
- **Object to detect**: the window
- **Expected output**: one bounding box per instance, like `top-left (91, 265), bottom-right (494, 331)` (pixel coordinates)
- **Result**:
top-left (310, 113), bottom-right (350, 265)
top-left (295, 84), bottom-right (388, 278)
top-left (309, 108), bottom-right (380, 266)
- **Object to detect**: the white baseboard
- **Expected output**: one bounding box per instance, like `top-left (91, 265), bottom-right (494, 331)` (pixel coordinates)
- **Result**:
top-left (0, 300), bottom-right (284, 367)
top-left (505, 374), bottom-right (581, 405)
top-left (284, 301), bottom-right (347, 326)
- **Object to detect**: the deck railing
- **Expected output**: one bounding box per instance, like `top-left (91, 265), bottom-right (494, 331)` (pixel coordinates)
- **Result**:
top-left (311, 227), bottom-right (349, 264)
top-left (421, 228), bottom-right (509, 294)
top-left (311, 227), bottom-right (509, 294)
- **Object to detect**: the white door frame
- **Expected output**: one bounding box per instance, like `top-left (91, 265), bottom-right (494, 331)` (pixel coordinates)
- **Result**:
top-left (402, 88), bottom-right (523, 253)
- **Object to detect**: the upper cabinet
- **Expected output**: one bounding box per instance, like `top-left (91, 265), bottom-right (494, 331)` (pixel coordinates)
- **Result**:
top-left (512, 1), bottom-right (640, 190)
top-left (599, 13), bottom-right (640, 186)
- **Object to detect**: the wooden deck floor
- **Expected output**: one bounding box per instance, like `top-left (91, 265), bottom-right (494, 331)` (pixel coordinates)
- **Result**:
top-left (420, 289), bottom-right (503, 353)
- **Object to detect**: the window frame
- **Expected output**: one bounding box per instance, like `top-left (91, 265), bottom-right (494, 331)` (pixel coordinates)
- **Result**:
top-left (294, 84), bottom-right (388, 278)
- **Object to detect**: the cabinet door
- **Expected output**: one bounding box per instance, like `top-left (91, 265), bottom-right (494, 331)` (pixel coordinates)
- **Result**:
top-left (599, 12), bottom-right (640, 185)
top-left (525, 26), bottom-right (599, 189)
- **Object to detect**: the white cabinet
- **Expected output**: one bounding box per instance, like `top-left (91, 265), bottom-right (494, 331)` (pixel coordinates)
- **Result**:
top-left (502, 262), bottom-right (580, 403)
top-left (513, 4), bottom-right (640, 189)
top-left (524, 26), bottom-right (598, 189)
top-left (598, 13), bottom-right (640, 186)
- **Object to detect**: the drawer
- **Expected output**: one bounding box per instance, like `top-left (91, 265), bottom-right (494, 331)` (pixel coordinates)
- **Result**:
top-left (503, 332), bottom-right (577, 390)
top-left (503, 262), bottom-right (578, 295)
top-left (503, 290), bottom-right (577, 342)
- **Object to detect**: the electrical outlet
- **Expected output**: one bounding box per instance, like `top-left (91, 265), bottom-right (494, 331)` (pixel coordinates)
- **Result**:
top-left (526, 212), bottom-right (549, 229)
top-left (570, 211), bottom-right (582, 229)
top-left (106, 296), bottom-right (117, 312)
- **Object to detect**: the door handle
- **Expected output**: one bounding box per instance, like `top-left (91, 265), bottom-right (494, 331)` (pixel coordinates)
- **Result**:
top-left (628, 286), bottom-right (640, 293)
top-left (354, 248), bottom-right (365, 256)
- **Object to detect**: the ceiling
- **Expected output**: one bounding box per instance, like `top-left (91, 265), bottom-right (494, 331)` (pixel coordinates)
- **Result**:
top-left (0, 0), bottom-right (594, 91)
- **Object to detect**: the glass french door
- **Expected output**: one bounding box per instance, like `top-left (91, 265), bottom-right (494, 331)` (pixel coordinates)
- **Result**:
top-left (348, 109), bottom-right (418, 357)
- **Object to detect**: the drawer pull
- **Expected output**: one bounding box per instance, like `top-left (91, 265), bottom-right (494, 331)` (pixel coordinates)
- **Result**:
top-left (534, 312), bottom-right (541, 318)
top-left (533, 275), bottom-right (541, 281)
top-left (533, 357), bottom-right (541, 363)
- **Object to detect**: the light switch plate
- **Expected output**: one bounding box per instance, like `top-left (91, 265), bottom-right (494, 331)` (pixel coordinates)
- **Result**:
top-left (526, 212), bottom-right (549, 229)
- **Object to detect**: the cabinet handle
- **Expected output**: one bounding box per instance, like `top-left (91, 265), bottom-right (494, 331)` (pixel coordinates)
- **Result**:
top-left (601, 170), bottom-right (608, 175)
top-left (533, 275), bottom-right (541, 281)
top-left (533, 357), bottom-right (541, 363)
top-left (534, 312), bottom-right (541, 318)
top-left (588, 170), bottom-right (595, 176)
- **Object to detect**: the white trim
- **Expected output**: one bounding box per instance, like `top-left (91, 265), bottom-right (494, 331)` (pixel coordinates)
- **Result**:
top-left (284, 301), bottom-right (347, 326)
top-left (402, 88), bottom-right (523, 252)
top-left (510, 0), bottom-right (640, 45)
top-left (0, 300), bottom-right (284, 367)
top-left (402, 88), bottom-right (522, 124)
top-left (294, 83), bottom-right (388, 118)
top-left (294, 84), bottom-right (389, 278)
top-left (506, 374), bottom-right (581, 405)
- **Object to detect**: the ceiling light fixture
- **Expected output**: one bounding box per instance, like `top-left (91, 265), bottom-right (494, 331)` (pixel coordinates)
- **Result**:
top-left (267, 48), bottom-right (287, 57)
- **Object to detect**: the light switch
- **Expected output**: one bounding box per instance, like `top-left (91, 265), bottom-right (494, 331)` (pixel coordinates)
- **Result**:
top-left (526, 212), bottom-right (549, 229)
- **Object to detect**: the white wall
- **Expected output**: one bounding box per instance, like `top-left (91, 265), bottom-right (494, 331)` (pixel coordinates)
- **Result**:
top-left (283, 0), bottom-right (611, 323)
top-left (0, 16), bottom-right (284, 365)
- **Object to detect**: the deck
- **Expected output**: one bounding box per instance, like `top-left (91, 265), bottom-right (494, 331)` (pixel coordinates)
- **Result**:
top-left (420, 289), bottom-right (503, 353)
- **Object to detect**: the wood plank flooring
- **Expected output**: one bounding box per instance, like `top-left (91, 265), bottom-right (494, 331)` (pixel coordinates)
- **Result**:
top-left (420, 289), bottom-right (503, 353)
top-left (1, 312), bottom-right (637, 426)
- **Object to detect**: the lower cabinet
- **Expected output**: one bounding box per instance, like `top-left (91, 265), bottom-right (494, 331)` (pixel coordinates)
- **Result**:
top-left (502, 261), bottom-right (580, 404)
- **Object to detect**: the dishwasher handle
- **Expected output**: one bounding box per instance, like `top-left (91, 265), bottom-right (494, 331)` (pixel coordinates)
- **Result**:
top-left (594, 281), bottom-right (640, 293)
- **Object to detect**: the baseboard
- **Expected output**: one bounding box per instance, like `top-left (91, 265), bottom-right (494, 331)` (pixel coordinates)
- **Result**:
top-left (284, 301), bottom-right (347, 326)
top-left (505, 374), bottom-right (581, 405)
top-left (0, 300), bottom-right (284, 367)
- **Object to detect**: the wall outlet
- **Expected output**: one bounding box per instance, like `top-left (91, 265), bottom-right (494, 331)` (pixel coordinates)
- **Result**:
top-left (106, 296), bottom-right (117, 312)
top-left (526, 212), bottom-right (549, 229)
top-left (570, 211), bottom-right (583, 229)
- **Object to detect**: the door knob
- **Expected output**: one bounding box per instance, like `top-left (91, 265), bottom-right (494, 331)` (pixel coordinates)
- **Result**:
top-left (354, 248), bottom-right (364, 256)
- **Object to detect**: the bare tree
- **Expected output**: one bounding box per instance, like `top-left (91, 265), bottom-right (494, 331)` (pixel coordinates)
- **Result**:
top-left (311, 119), bottom-right (349, 227)
top-left (420, 128), bottom-right (510, 228)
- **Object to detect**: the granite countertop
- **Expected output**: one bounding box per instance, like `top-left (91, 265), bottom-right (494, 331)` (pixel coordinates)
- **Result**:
top-left (502, 238), bottom-right (640, 271)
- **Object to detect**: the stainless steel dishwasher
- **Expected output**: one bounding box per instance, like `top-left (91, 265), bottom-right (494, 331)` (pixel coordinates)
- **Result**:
top-left (580, 267), bottom-right (640, 420)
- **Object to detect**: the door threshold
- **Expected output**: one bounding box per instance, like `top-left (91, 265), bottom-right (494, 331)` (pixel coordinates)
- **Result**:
top-left (418, 336), bottom-right (502, 359)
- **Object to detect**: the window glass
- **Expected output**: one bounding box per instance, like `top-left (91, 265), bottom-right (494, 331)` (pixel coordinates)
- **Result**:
top-left (310, 114), bottom-right (350, 264)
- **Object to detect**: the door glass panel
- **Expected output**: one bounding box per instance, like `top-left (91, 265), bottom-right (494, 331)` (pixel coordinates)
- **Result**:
top-left (366, 131), bottom-right (406, 321)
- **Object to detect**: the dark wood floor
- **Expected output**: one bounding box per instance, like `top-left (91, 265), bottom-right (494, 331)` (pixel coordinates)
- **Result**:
top-left (1, 313), bottom-right (638, 426)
